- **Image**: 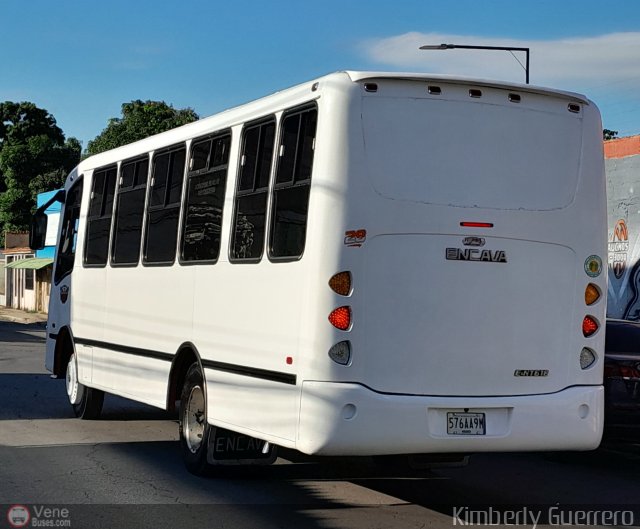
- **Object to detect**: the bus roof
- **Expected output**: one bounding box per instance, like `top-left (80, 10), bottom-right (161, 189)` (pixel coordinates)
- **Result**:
top-left (78, 70), bottom-right (590, 173)
top-left (343, 71), bottom-right (590, 105)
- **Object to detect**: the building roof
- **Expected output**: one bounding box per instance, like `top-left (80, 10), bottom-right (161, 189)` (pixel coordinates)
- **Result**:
top-left (2, 248), bottom-right (33, 255)
top-left (5, 257), bottom-right (53, 270)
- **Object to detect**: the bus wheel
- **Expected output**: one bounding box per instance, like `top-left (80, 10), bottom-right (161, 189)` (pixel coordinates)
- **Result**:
top-left (179, 363), bottom-right (213, 476)
top-left (65, 353), bottom-right (104, 419)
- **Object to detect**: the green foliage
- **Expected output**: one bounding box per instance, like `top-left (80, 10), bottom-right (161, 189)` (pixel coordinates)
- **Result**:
top-left (603, 129), bottom-right (619, 141)
top-left (86, 100), bottom-right (199, 156)
top-left (0, 102), bottom-right (81, 246)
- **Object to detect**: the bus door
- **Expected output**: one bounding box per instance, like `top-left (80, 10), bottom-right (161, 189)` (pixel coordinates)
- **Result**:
top-left (46, 177), bottom-right (83, 374)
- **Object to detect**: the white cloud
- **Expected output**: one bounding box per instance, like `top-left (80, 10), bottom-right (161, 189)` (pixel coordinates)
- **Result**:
top-left (360, 32), bottom-right (640, 89)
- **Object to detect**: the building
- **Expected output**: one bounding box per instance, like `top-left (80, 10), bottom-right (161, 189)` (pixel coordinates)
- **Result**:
top-left (2, 231), bottom-right (36, 310)
top-left (605, 134), bottom-right (640, 320)
top-left (2, 190), bottom-right (61, 313)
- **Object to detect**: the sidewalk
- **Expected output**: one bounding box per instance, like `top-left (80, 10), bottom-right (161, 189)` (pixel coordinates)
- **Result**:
top-left (0, 306), bottom-right (48, 325)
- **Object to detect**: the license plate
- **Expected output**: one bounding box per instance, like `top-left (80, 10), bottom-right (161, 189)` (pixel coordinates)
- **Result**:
top-left (447, 412), bottom-right (486, 435)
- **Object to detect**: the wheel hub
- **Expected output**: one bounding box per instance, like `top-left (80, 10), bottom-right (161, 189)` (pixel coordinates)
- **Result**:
top-left (184, 385), bottom-right (206, 453)
top-left (65, 354), bottom-right (84, 405)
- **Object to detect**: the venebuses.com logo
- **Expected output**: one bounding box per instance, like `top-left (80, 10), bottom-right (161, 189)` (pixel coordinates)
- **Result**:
top-left (6, 505), bottom-right (71, 528)
top-left (6, 505), bottom-right (30, 528)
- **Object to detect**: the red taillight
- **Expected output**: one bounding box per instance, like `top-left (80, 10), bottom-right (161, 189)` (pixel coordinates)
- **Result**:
top-left (605, 364), bottom-right (640, 380)
top-left (329, 306), bottom-right (351, 331)
top-left (582, 316), bottom-right (599, 337)
top-left (460, 222), bottom-right (494, 228)
top-left (620, 365), bottom-right (640, 379)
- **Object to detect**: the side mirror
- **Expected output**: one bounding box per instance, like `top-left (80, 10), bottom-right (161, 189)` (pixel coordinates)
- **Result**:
top-left (30, 210), bottom-right (48, 250)
top-left (30, 189), bottom-right (66, 251)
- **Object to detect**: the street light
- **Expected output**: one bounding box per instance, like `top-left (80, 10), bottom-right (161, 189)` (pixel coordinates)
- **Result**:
top-left (419, 43), bottom-right (530, 84)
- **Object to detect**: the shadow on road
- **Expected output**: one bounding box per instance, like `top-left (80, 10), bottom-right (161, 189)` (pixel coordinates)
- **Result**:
top-left (0, 320), bottom-right (47, 342)
top-left (0, 373), bottom-right (174, 420)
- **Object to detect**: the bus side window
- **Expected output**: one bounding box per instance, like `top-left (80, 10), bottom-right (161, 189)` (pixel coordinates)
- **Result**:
top-left (111, 156), bottom-right (149, 266)
top-left (143, 146), bottom-right (187, 265)
top-left (269, 105), bottom-right (317, 260)
top-left (84, 166), bottom-right (117, 266)
top-left (230, 118), bottom-right (276, 262)
top-left (54, 178), bottom-right (84, 284)
top-left (181, 131), bottom-right (231, 263)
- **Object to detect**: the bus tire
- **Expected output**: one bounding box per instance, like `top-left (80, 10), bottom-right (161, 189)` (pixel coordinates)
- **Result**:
top-left (66, 353), bottom-right (104, 419)
top-left (179, 362), bottom-right (213, 476)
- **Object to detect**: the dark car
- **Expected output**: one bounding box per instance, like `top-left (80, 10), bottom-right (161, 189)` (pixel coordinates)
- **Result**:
top-left (604, 318), bottom-right (640, 437)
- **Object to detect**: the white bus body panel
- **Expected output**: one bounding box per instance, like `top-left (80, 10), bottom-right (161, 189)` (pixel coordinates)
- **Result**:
top-left (298, 383), bottom-right (603, 455)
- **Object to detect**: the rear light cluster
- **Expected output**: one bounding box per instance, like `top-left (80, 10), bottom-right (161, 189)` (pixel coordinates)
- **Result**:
top-left (328, 272), bottom-right (353, 365)
top-left (604, 364), bottom-right (640, 380)
top-left (581, 281), bottom-right (602, 370)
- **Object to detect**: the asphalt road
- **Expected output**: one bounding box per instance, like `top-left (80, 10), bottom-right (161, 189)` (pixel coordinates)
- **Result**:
top-left (1, 319), bottom-right (640, 529)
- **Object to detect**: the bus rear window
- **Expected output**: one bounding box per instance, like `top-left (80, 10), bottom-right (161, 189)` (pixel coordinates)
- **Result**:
top-left (362, 97), bottom-right (582, 211)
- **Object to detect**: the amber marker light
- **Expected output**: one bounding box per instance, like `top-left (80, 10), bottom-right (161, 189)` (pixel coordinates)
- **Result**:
top-left (585, 284), bottom-right (600, 306)
top-left (329, 306), bottom-right (352, 331)
top-left (582, 316), bottom-right (599, 337)
top-left (329, 272), bottom-right (352, 296)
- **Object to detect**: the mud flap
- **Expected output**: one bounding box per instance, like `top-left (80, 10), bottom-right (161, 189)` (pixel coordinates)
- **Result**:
top-left (206, 427), bottom-right (277, 465)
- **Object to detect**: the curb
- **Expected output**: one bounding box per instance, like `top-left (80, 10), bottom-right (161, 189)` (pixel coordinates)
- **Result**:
top-left (0, 313), bottom-right (48, 325)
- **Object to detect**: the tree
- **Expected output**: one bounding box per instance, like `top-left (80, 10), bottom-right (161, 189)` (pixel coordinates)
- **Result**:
top-left (0, 102), bottom-right (81, 245)
top-left (603, 129), bottom-right (619, 141)
top-left (86, 100), bottom-right (199, 156)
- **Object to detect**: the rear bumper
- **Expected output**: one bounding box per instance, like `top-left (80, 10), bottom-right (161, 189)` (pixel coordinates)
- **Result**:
top-left (297, 382), bottom-right (604, 455)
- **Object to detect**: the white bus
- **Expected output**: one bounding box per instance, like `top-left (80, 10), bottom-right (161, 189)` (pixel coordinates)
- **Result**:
top-left (32, 71), bottom-right (607, 474)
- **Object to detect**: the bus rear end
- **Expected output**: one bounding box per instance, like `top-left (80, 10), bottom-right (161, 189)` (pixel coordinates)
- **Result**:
top-left (298, 74), bottom-right (606, 455)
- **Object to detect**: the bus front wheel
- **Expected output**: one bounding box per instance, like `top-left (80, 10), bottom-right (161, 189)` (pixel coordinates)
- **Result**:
top-left (179, 362), bottom-right (213, 476)
top-left (66, 353), bottom-right (104, 419)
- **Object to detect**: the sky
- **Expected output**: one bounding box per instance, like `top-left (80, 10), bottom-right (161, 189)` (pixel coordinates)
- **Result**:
top-left (2, 0), bottom-right (640, 148)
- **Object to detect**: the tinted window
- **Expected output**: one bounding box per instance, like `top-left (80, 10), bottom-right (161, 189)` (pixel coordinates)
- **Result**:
top-left (231, 119), bottom-right (275, 261)
top-left (85, 166), bottom-right (117, 266)
top-left (181, 132), bottom-right (231, 263)
top-left (143, 146), bottom-right (186, 265)
top-left (55, 179), bottom-right (83, 284)
top-left (269, 105), bottom-right (317, 259)
top-left (112, 156), bottom-right (149, 265)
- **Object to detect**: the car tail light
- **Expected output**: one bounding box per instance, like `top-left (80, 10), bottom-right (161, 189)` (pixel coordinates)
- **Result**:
top-left (329, 272), bottom-right (352, 296)
top-left (582, 316), bottom-right (599, 337)
top-left (605, 364), bottom-right (640, 380)
top-left (585, 284), bottom-right (600, 306)
top-left (329, 306), bottom-right (351, 331)
top-left (620, 365), bottom-right (640, 380)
